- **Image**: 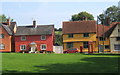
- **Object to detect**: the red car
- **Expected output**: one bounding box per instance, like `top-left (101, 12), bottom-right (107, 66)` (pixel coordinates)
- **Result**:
top-left (63, 48), bottom-right (80, 53)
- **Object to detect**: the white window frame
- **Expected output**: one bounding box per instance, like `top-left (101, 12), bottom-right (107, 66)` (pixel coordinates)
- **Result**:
top-left (114, 44), bottom-right (120, 51)
top-left (0, 34), bottom-right (4, 39)
top-left (21, 36), bottom-right (26, 41)
top-left (40, 44), bottom-right (47, 50)
top-left (41, 35), bottom-right (46, 40)
top-left (20, 45), bottom-right (26, 50)
top-left (0, 44), bottom-right (5, 49)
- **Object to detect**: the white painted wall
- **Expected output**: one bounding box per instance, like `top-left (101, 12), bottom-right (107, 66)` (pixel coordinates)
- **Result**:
top-left (53, 46), bottom-right (63, 54)
top-left (110, 24), bottom-right (120, 51)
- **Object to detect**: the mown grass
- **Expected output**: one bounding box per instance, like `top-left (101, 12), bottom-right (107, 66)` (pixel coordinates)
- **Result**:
top-left (1, 53), bottom-right (120, 74)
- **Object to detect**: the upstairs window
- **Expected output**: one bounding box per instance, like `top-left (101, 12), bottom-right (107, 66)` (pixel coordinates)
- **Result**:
top-left (0, 34), bottom-right (4, 39)
top-left (116, 37), bottom-right (120, 41)
top-left (20, 45), bottom-right (26, 50)
top-left (68, 34), bottom-right (73, 38)
top-left (21, 36), bottom-right (26, 41)
top-left (83, 33), bottom-right (89, 37)
top-left (41, 35), bottom-right (46, 40)
top-left (99, 37), bottom-right (106, 41)
top-left (0, 44), bottom-right (5, 49)
top-left (105, 45), bottom-right (110, 49)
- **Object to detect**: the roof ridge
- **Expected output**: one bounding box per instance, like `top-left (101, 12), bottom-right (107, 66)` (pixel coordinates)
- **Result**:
top-left (63, 20), bottom-right (96, 23)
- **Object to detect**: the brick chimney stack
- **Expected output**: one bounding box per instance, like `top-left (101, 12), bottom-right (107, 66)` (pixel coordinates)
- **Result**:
top-left (7, 19), bottom-right (10, 25)
top-left (33, 20), bottom-right (37, 28)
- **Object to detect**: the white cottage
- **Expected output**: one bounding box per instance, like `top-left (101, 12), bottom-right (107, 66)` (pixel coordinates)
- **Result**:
top-left (110, 22), bottom-right (120, 53)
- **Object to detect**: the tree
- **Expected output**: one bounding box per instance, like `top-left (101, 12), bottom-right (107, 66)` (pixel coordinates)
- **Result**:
top-left (71, 11), bottom-right (94, 21)
top-left (0, 14), bottom-right (13, 23)
top-left (98, 5), bottom-right (120, 25)
top-left (58, 28), bottom-right (62, 31)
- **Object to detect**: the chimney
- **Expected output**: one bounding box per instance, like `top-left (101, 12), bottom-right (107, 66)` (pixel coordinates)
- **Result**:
top-left (33, 20), bottom-right (37, 28)
top-left (7, 19), bottom-right (10, 25)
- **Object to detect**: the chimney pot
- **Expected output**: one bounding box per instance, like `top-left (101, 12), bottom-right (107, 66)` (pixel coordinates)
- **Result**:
top-left (7, 19), bottom-right (10, 25)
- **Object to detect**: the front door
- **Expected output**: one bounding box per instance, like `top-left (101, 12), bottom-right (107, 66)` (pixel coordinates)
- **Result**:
top-left (99, 45), bottom-right (104, 52)
top-left (30, 46), bottom-right (36, 52)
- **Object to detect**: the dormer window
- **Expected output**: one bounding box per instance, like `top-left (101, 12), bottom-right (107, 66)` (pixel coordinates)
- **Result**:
top-left (41, 35), bottom-right (46, 40)
top-left (21, 36), bottom-right (26, 41)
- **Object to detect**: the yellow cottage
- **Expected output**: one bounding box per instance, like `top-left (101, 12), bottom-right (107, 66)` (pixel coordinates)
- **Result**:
top-left (62, 20), bottom-right (114, 53)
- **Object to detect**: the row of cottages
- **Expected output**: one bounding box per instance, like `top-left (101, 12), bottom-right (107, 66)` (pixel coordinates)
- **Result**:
top-left (0, 19), bottom-right (17, 52)
top-left (62, 20), bottom-right (120, 53)
top-left (0, 20), bottom-right (55, 53)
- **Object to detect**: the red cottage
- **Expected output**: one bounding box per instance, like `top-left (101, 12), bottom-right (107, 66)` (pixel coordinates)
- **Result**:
top-left (15, 21), bottom-right (54, 53)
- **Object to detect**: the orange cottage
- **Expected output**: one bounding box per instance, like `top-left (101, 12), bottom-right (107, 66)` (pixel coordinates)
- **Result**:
top-left (0, 19), bottom-right (17, 52)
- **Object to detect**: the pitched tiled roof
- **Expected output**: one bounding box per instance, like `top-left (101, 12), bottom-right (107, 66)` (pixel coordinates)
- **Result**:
top-left (1, 24), bottom-right (12, 35)
top-left (97, 25), bottom-right (110, 37)
top-left (97, 22), bottom-right (120, 37)
top-left (15, 25), bottom-right (54, 36)
top-left (0, 22), bottom-right (17, 35)
top-left (62, 20), bottom-right (96, 34)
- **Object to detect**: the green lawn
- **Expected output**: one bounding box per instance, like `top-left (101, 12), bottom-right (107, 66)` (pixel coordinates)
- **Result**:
top-left (1, 53), bottom-right (120, 74)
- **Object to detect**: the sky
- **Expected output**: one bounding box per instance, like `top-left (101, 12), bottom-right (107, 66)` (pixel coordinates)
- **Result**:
top-left (1, 1), bottom-right (119, 28)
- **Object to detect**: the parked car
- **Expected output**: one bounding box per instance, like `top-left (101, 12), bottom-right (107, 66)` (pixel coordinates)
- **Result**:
top-left (63, 48), bottom-right (80, 53)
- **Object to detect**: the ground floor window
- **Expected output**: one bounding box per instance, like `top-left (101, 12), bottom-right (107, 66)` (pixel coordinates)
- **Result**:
top-left (20, 45), bottom-right (26, 50)
top-left (40, 44), bottom-right (47, 50)
top-left (83, 42), bottom-right (88, 48)
top-left (0, 44), bottom-right (5, 49)
top-left (67, 42), bottom-right (73, 49)
top-left (114, 44), bottom-right (120, 50)
top-left (105, 45), bottom-right (110, 49)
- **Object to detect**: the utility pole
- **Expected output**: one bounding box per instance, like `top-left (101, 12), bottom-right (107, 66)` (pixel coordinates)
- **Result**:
top-left (97, 16), bottom-right (99, 53)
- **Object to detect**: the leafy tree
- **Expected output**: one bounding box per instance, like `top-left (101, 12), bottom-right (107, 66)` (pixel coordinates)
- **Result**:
top-left (98, 5), bottom-right (120, 25)
top-left (0, 14), bottom-right (13, 23)
top-left (58, 28), bottom-right (62, 31)
top-left (54, 28), bottom-right (58, 31)
top-left (55, 30), bottom-right (62, 46)
top-left (71, 11), bottom-right (94, 21)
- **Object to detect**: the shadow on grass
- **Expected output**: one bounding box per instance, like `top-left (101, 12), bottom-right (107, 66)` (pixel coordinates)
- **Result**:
top-left (83, 53), bottom-right (120, 56)
top-left (2, 57), bottom-right (119, 75)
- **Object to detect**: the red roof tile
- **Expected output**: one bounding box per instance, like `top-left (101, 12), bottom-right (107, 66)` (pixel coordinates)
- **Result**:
top-left (62, 20), bottom-right (96, 34)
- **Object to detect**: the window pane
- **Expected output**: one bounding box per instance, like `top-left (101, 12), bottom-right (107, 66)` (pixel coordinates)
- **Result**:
top-left (99, 37), bottom-right (105, 41)
top-left (83, 33), bottom-right (89, 37)
top-left (114, 44), bottom-right (120, 50)
top-left (0, 44), bottom-right (5, 49)
top-left (41, 44), bottom-right (47, 50)
top-left (67, 42), bottom-right (73, 49)
top-left (20, 45), bottom-right (26, 50)
top-left (41, 35), bottom-right (46, 40)
top-left (21, 36), bottom-right (26, 40)
top-left (83, 42), bottom-right (88, 48)
top-left (68, 34), bottom-right (73, 38)
top-left (0, 34), bottom-right (4, 38)
top-left (116, 37), bottom-right (120, 41)
top-left (105, 45), bottom-right (110, 49)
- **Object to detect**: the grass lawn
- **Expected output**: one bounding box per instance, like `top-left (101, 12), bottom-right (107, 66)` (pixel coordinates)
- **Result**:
top-left (1, 53), bottom-right (120, 74)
